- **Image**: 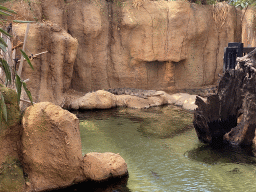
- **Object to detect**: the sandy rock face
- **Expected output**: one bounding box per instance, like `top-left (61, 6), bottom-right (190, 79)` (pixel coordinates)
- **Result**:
top-left (68, 1), bottom-right (240, 92)
top-left (7, 0), bottom-right (244, 106)
top-left (21, 102), bottom-right (84, 191)
top-left (83, 152), bottom-right (128, 181)
top-left (12, 22), bottom-right (78, 107)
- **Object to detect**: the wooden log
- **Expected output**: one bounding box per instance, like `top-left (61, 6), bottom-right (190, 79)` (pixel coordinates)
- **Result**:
top-left (193, 48), bottom-right (256, 146)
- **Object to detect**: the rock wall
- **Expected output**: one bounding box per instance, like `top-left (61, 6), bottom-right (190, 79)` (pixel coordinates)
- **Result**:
top-left (242, 6), bottom-right (256, 47)
top-left (5, 0), bottom-right (247, 105)
top-left (12, 22), bottom-right (78, 106)
top-left (67, 0), bottom-right (241, 92)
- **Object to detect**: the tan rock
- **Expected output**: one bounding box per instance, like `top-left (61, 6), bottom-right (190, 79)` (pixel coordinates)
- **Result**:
top-left (21, 102), bottom-right (84, 191)
top-left (12, 22), bottom-right (78, 107)
top-left (242, 6), bottom-right (256, 47)
top-left (116, 95), bottom-right (151, 109)
top-left (83, 152), bottom-right (128, 181)
top-left (71, 90), bottom-right (117, 110)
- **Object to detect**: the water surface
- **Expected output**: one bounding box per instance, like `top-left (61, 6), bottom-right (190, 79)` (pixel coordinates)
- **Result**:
top-left (77, 105), bottom-right (256, 192)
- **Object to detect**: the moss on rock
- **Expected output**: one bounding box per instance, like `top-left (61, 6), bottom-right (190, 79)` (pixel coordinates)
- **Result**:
top-left (0, 86), bottom-right (21, 130)
top-left (0, 158), bottom-right (25, 192)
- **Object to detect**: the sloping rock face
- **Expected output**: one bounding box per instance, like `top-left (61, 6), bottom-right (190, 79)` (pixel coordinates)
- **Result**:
top-left (21, 102), bottom-right (84, 191)
top-left (12, 22), bottom-right (78, 106)
top-left (7, 0), bottom-right (243, 105)
top-left (0, 86), bottom-right (25, 192)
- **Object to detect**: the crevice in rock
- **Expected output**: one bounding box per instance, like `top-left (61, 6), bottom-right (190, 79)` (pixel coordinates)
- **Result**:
top-left (142, 5), bottom-right (155, 54)
top-left (164, 6), bottom-right (169, 57)
top-left (213, 32), bottom-right (220, 84)
top-left (180, 7), bottom-right (191, 61)
top-left (106, 0), bottom-right (120, 88)
top-left (202, 14), bottom-right (210, 86)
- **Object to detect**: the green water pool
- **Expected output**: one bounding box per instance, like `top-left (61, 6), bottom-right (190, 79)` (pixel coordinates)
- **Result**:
top-left (76, 105), bottom-right (256, 192)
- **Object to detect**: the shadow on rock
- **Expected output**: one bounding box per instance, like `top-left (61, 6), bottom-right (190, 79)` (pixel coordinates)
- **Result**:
top-left (185, 144), bottom-right (256, 165)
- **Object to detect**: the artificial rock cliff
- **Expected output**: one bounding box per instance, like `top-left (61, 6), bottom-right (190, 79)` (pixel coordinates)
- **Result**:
top-left (4, 0), bottom-right (252, 105)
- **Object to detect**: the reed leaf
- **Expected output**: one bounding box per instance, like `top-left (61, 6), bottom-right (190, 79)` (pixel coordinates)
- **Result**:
top-left (0, 28), bottom-right (12, 37)
top-left (1, 59), bottom-right (11, 86)
top-left (15, 74), bottom-right (22, 103)
top-left (0, 93), bottom-right (7, 122)
top-left (22, 82), bottom-right (33, 105)
top-left (20, 49), bottom-right (34, 70)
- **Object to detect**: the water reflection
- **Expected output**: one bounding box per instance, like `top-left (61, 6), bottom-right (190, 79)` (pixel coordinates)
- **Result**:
top-left (72, 106), bottom-right (256, 191)
top-left (49, 175), bottom-right (130, 192)
top-left (186, 144), bottom-right (256, 165)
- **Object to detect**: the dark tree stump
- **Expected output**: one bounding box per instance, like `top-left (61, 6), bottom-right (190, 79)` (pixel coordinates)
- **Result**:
top-left (193, 49), bottom-right (256, 146)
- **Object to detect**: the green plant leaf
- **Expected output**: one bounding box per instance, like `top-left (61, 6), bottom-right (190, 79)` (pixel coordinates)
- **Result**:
top-left (0, 36), bottom-right (8, 47)
top-left (15, 74), bottom-right (22, 103)
top-left (13, 20), bottom-right (35, 23)
top-left (0, 5), bottom-right (17, 14)
top-left (0, 10), bottom-right (12, 17)
top-left (0, 28), bottom-right (12, 37)
top-left (0, 43), bottom-right (7, 52)
top-left (20, 49), bottom-right (34, 70)
top-left (0, 93), bottom-right (7, 122)
top-left (0, 59), bottom-right (11, 86)
top-left (22, 82), bottom-right (33, 105)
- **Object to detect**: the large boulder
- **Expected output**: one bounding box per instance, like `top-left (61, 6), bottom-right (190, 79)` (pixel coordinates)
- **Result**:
top-left (21, 102), bottom-right (84, 191)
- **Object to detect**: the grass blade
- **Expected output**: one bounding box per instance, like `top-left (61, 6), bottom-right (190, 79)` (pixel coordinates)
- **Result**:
top-left (0, 5), bottom-right (16, 14)
top-left (15, 74), bottom-right (22, 103)
top-left (0, 28), bottom-right (12, 37)
top-left (13, 20), bottom-right (35, 23)
top-left (0, 10), bottom-right (12, 17)
top-left (1, 59), bottom-right (11, 86)
top-left (0, 43), bottom-right (7, 52)
top-left (22, 82), bottom-right (33, 105)
top-left (0, 36), bottom-right (8, 47)
top-left (0, 93), bottom-right (7, 122)
top-left (20, 49), bottom-right (34, 70)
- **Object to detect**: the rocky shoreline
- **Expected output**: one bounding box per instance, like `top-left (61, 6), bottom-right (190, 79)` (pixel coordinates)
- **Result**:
top-left (68, 87), bottom-right (213, 111)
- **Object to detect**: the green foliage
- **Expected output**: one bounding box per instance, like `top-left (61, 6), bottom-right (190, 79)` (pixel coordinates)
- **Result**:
top-left (230, 0), bottom-right (256, 8)
top-left (0, 5), bottom-right (34, 125)
top-left (0, 93), bottom-right (7, 122)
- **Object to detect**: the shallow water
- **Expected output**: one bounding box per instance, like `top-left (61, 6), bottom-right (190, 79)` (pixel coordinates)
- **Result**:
top-left (76, 105), bottom-right (256, 192)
